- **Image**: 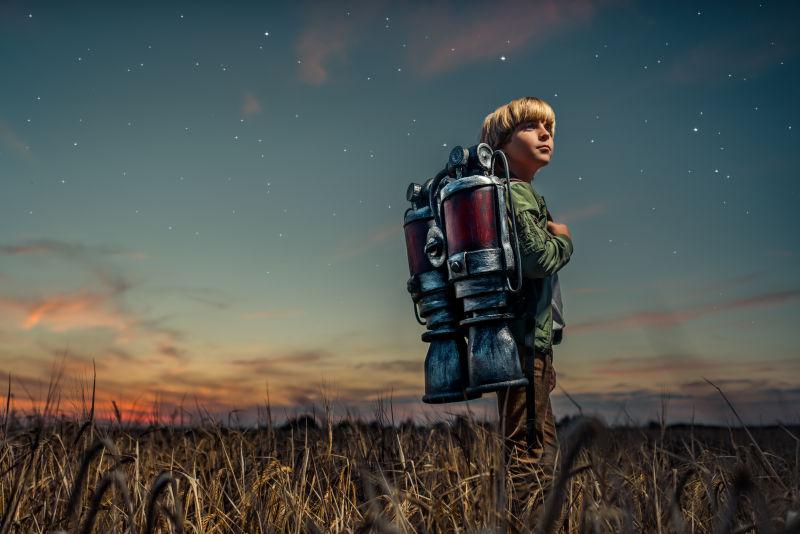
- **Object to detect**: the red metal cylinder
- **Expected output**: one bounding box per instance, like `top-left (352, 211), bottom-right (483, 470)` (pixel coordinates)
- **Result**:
top-left (443, 186), bottom-right (499, 254)
top-left (404, 216), bottom-right (434, 275)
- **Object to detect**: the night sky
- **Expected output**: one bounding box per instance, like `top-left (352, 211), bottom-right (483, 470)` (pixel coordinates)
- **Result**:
top-left (1, 0), bottom-right (798, 425)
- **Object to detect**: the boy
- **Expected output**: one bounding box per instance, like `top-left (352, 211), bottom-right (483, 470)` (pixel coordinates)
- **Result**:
top-left (479, 97), bottom-right (573, 489)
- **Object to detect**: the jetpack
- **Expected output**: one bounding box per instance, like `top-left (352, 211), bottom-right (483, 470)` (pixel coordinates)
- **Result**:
top-left (403, 143), bottom-right (528, 404)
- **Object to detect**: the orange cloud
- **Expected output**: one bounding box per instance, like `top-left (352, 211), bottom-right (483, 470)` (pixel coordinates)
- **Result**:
top-left (294, 3), bottom-right (387, 85)
top-left (156, 341), bottom-right (189, 362)
top-left (293, 0), bottom-right (623, 84)
top-left (0, 238), bottom-right (145, 260)
top-left (241, 91), bottom-right (262, 117)
top-left (242, 308), bottom-right (305, 320)
top-left (329, 223), bottom-right (402, 262)
top-left (569, 289), bottom-right (800, 334)
top-left (231, 349), bottom-right (331, 370)
top-left (406, 0), bottom-right (626, 76)
top-left (355, 359), bottom-right (421, 374)
top-left (558, 203), bottom-right (606, 224)
top-left (0, 291), bottom-right (136, 334)
top-left (0, 239), bottom-right (182, 345)
top-left (590, 353), bottom-right (720, 378)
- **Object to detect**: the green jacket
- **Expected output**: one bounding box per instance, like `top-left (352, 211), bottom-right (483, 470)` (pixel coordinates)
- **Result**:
top-left (506, 179), bottom-right (574, 353)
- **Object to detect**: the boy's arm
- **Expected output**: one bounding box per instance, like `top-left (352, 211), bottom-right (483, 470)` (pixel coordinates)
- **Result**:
top-left (510, 186), bottom-right (573, 279)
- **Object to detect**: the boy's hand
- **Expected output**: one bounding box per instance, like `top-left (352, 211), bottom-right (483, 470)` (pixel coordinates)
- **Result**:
top-left (547, 221), bottom-right (572, 240)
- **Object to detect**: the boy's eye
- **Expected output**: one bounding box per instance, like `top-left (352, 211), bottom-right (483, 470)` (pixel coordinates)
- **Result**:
top-left (523, 121), bottom-right (552, 132)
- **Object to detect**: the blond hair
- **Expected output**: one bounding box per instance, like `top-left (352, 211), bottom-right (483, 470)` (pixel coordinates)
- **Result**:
top-left (479, 96), bottom-right (556, 149)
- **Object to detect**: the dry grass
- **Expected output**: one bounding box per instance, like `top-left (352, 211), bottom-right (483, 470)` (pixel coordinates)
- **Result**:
top-left (0, 383), bottom-right (798, 533)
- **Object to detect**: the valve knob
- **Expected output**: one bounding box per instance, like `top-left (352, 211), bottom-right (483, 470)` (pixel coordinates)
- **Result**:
top-left (406, 182), bottom-right (423, 203)
top-left (424, 226), bottom-right (446, 268)
top-left (424, 238), bottom-right (441, 256)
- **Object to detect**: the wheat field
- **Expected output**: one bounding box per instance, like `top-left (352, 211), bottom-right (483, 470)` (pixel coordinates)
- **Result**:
top-left (0, 383), bottom-right (798, 533)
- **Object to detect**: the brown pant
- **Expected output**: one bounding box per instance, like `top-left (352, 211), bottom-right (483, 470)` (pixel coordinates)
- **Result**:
top-left (496, 342), bottom-right (559, 480)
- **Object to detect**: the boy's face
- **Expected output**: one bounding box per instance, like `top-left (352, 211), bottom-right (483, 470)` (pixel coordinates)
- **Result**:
top-left (500, 119), bottom-right (554, 179)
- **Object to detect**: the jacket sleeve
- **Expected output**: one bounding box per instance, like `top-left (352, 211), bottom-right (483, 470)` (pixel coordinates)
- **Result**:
top-left (510, 187), bottom-right (573, 279)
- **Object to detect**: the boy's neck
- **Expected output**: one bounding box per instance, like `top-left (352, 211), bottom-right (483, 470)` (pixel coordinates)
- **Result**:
top-left (509, 170), bottom-right (535, 185)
